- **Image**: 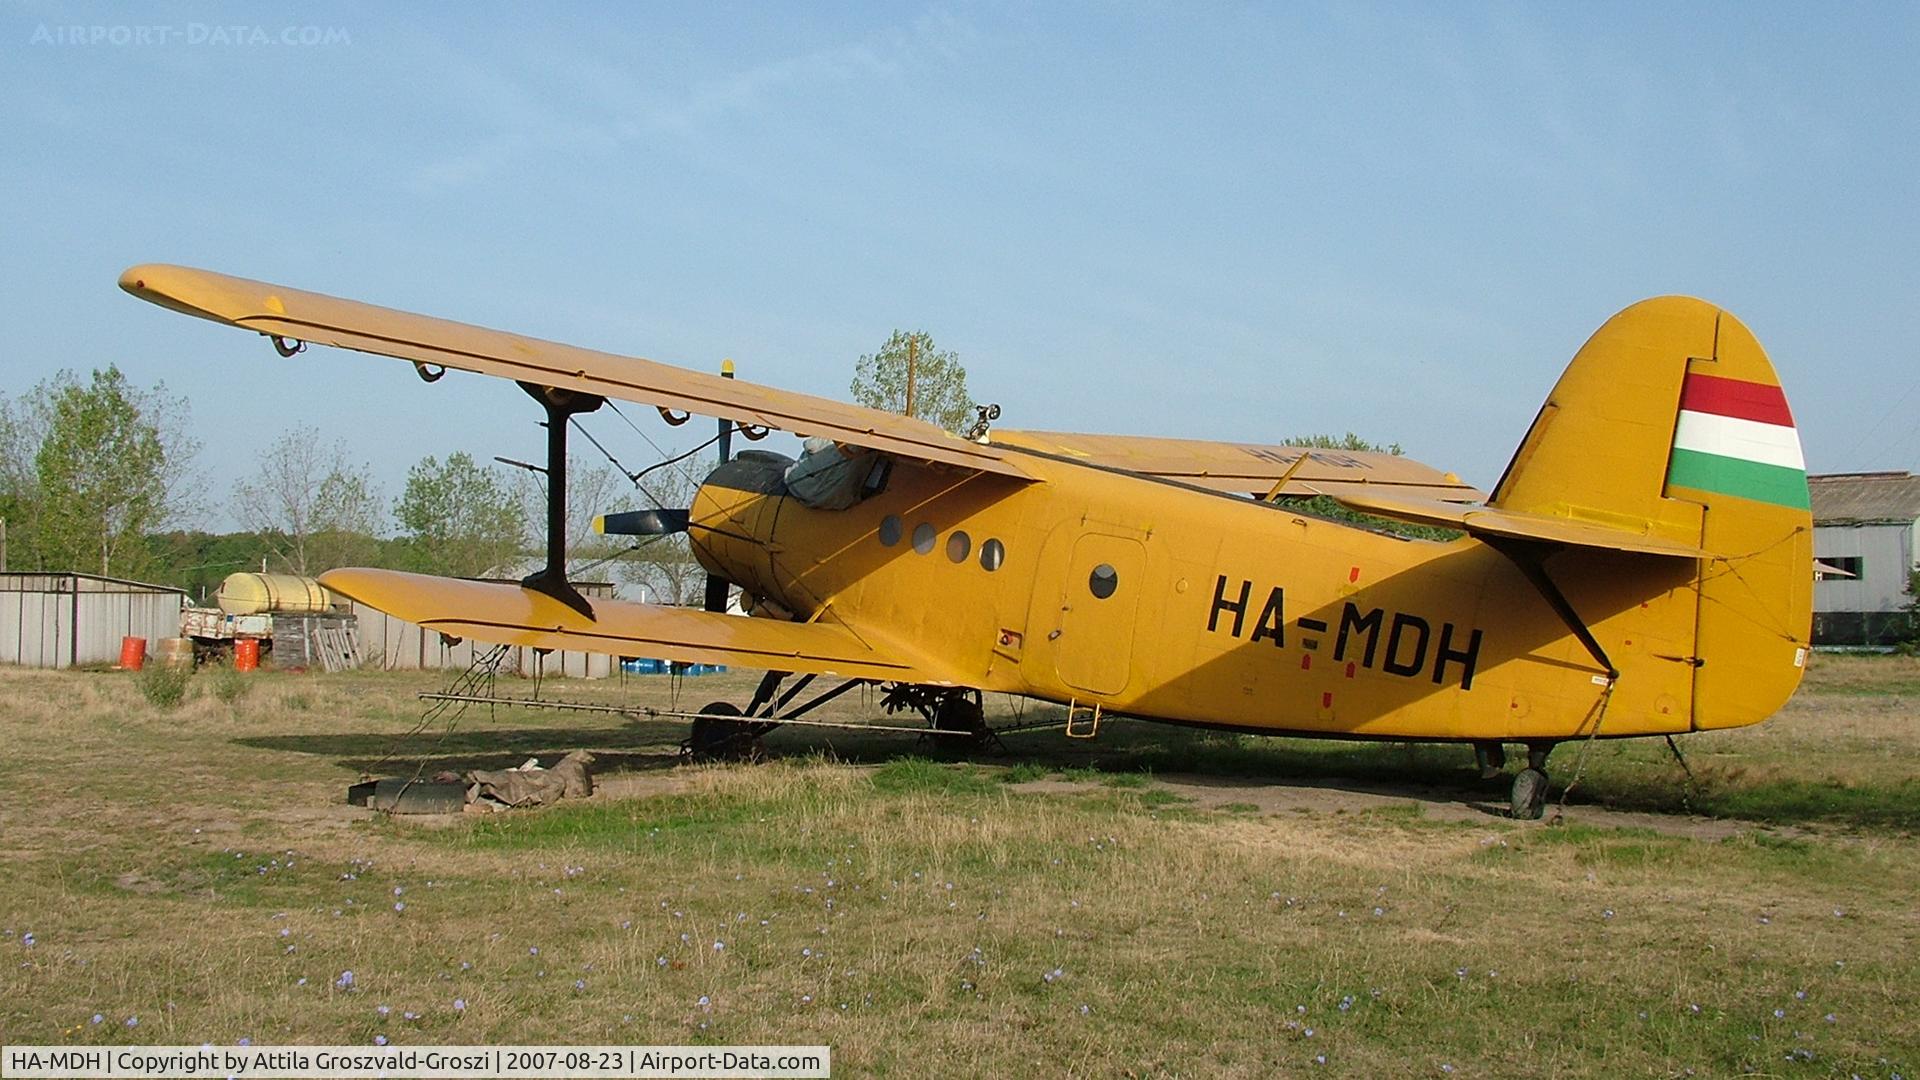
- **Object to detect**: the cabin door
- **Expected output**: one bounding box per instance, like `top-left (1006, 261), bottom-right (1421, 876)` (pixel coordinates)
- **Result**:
top-left (1053, 533), bottom-right (1146, 696)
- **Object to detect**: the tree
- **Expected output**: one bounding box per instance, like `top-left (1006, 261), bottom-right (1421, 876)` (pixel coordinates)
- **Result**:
top-left (851, 330), bottom-right (975, 435)
top-left (393, 452), bottom-right (526, 578)
top-left (0, 367), bottom-right (201, 578)
top-left (511, 454), bottom-right (630, 578)
top-left (609, 462), bottom-right (707, 605)
top-left (1899, 568), bottom-right (1920, 653)
top-left (1283, 431), bottom-right (1405, 456)
top-left (233, 427), bottom-right (386, 575)
top-left (1276, 432), bottom-right (1459, 541)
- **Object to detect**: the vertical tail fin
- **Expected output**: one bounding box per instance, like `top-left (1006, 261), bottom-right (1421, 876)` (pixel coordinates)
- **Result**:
top-left (1493, 297), bottom-right (1812, 729)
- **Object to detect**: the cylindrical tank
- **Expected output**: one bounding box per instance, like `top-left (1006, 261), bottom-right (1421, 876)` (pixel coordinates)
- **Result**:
top-left (216, 573), bottom-right (333, 615)
top-left (234, 638), bottom-right (261, 672)
top-left (120, 636), bottom-right (147, 671)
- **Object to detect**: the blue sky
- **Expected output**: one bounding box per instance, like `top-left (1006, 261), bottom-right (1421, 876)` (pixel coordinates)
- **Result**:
top-left (3, 2), bottom-right (1916, 527)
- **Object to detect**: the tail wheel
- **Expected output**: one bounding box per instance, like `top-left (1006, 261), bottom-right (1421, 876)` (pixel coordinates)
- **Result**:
top-left (1509, 767), bottom-right (1550, 820)
top-left (686, 701), bottom-right (763, 762)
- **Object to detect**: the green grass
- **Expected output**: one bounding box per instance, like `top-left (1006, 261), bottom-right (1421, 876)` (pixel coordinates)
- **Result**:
top-left (137, 661), bottom-right (192, 708)
top-left (209, 659), bottom-right (254, 704)
top-left (0, 660), bottom-right (1915, 1074)
top-left (997, 762), bottom-right (1049, 784)
top-left (868, 757), bottom-right (999, 797)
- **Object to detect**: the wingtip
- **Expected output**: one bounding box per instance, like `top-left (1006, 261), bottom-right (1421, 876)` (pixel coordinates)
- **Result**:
top-left (315, 566), bottom-right (379, 605)
top-left (117, 262), bottom-right (231, 323)
top-left (118, 263), bottom-right (162, 297)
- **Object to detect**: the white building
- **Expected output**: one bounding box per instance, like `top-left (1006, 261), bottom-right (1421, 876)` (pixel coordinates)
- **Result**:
top-left (0, 572), bottom-right (187, 668)
top-left (1810, 471), bottom-right (1920, 646)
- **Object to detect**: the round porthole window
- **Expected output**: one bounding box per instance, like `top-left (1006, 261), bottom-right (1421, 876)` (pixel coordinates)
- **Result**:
top-left (980, 538), bottom-right (1005, 572)
top-left (879, 515), bottom-right (902, 547)
top-left (912, 522), bottom-right (937, 555)
top-left (947, 530), bottom-right (971, 563)
top-left (1089, 563), bottom-right (1118, 599)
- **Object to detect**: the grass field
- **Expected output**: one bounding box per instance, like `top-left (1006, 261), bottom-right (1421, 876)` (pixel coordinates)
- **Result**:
top-left (0, 655), bottom-right (1915, 1076)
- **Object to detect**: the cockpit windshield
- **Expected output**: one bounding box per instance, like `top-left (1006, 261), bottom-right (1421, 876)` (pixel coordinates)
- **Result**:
top-left (785, 436), bottom-right (892, 510)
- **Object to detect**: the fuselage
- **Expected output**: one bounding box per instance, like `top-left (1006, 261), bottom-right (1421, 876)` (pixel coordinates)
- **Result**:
top-left (690, 445), bottom-right (1798, 743)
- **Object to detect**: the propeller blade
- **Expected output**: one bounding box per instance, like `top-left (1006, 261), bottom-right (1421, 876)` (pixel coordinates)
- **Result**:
top-left (595, 508), bottom-right (690, 536)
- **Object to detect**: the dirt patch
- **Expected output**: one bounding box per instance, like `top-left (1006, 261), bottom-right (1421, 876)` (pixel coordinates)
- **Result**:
top-left (1012, 772), bottom-right (1797, 842)
top-left (589, 770), bottom-right (698, 802)
top-left (112, 871), bottom-right (169, 894)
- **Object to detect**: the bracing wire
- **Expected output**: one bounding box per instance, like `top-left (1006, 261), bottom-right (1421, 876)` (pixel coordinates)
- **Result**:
top-left (366, 644), bottom-right (513, 815)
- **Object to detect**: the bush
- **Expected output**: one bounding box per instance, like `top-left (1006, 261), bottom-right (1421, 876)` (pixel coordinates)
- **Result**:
top-left (209, 658), bottom-right (252, 704)
top-left (138, 662), bottom-right (193, 709)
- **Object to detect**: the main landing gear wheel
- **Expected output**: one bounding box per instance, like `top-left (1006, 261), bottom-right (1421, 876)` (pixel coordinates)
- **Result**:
top-left (686, 701), bottom-right (763, 763)
top-left (1509, 768), bottom-right (1550, 820)
top-left (1508, 745), bottom-right (1555, 819)
top-left (931, 694), bottom-right (990, 755)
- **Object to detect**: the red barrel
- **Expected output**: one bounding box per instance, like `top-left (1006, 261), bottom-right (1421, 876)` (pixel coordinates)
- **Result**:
top-left (119, 636), bottom-right (147, 671)
top-left (234, 638), bottom-right (261, 672)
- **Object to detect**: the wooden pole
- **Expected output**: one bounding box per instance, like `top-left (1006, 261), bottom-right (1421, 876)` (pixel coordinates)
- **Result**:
top-left (904, 334), bottom-right (918, 419)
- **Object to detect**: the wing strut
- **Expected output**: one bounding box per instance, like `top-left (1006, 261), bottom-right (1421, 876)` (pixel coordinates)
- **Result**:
top-left (519, 381), bottom-right (605, 619)
top-left (704, 361), bottom-right (736, 615)
top-left (1486, 539), bottom-right (1618, 681)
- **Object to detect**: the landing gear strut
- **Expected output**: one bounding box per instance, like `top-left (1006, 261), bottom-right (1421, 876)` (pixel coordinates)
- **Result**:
top-left (678, 676), bottom-right (996, 762)
top-left (881, 684), bottom-right (994, 754)
top-left (1473, 741), bottom-right (1507, 780)
top-left (1509, 743), bottom-right (1554, 820)
top-left (681, 671), bottom-right (864, 762)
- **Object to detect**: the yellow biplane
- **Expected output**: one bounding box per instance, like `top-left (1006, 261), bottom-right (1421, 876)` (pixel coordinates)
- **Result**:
top-left (121, 264), bottom-right (1811, 817)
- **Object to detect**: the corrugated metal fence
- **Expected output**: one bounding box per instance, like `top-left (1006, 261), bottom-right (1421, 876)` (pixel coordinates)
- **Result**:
top-left (347, 594), bottom-right (615, 679)
top-left (0, 573), bottom-right (187, 668)
top-left (2, 572), bottom-right (625, 677)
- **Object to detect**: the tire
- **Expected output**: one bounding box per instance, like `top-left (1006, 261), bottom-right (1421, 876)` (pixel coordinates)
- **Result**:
top-left (931, 695), bottom-right (989, 755)
top-left (687, 701), bottom-right (759, 762)
top-left (1510, 767), bottom-right (1549, 820)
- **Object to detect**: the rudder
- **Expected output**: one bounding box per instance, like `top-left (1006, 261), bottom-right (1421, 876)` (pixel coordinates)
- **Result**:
top-left (1492, 297), bottom-right (1812, 730)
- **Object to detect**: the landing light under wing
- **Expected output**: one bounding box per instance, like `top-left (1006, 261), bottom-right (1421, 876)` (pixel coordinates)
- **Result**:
top-left (120, 264), bottom-right (1033, 483)
top-left (321, 568), bottom-right (962, 684)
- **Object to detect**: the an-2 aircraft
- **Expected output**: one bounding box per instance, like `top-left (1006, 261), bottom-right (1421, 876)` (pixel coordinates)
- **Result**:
top-left (121, 265), bottom-right (1812, 818)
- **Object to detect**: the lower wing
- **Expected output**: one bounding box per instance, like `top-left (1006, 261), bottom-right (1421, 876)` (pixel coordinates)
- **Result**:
top-left (321, 568), bottom-right (962, 685)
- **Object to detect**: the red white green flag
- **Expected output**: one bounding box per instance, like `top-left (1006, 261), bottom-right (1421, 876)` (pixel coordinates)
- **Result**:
top-left (1665, 373), bottom-right (1809, 510)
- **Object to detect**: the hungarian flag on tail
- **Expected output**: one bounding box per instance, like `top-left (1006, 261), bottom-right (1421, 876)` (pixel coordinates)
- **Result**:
top-left (1665, 372), bottom-right (1809, 509)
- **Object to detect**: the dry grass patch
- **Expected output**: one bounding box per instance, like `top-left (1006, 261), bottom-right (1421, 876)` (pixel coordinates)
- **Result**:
top-left (0, 661), bottom-right (1915, 1074)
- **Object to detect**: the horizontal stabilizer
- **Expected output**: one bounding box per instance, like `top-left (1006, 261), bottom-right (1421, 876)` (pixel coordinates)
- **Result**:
top-left (319, 568), bottom-right (960, 684)
top-left (1331, 491), bottom-right (1713, 558)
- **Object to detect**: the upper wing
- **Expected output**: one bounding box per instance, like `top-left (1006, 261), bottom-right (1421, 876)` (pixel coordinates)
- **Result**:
top-left (120, 264), bottom-right (1031, 481)
top-left (321, 568), bottom-right (967, 684)
top-left (991, 429), bottom-right (1485, 501)
top-left (1330, 491), bottom-right (1712, 558)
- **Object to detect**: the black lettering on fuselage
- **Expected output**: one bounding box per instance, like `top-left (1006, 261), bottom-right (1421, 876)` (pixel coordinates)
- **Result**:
top-left (1209, 576), bottom-right (1250, 637)
top-left (1433, 623), bottom-right (1483, 690)
top-left (1334, 603), bottom-right (1383, 667)
top-left (1205, 580), bottom-right (1481, 690)
top-left (1249, 587), bottom-right (1286, 646)
top-left (1382, 612), bottom-right (1430, 676)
